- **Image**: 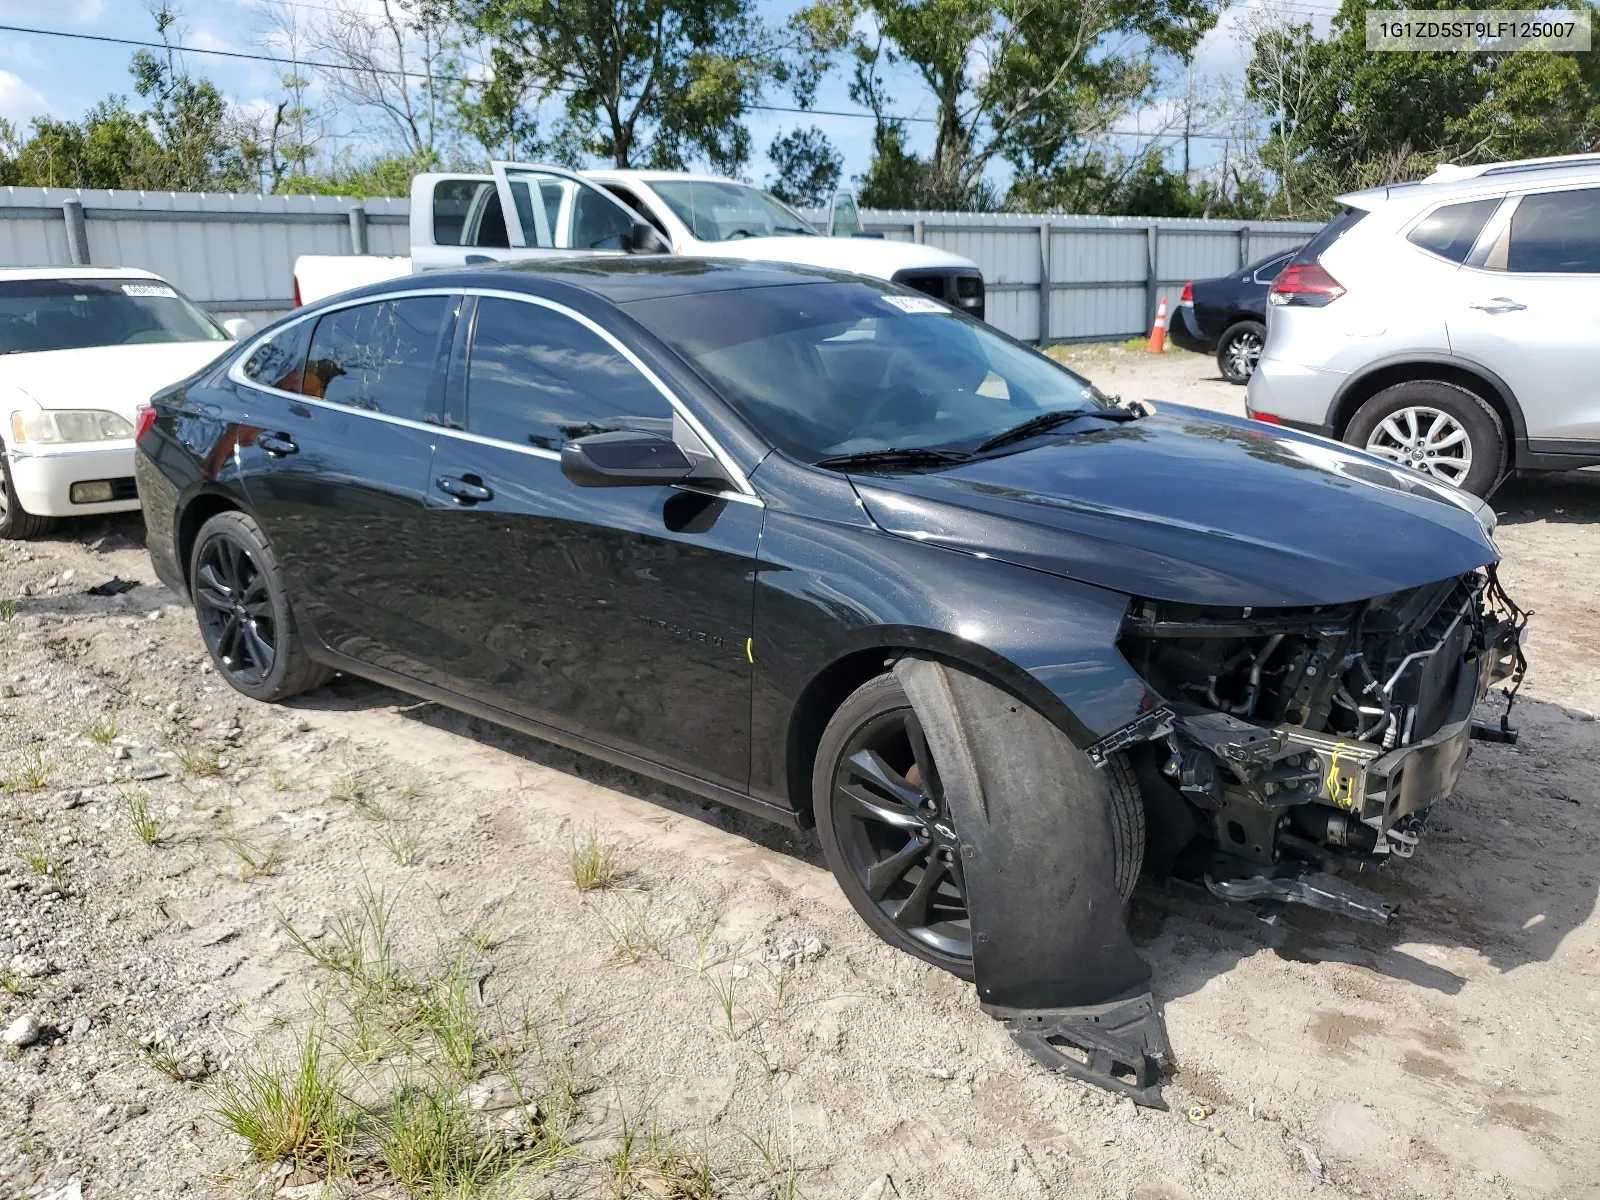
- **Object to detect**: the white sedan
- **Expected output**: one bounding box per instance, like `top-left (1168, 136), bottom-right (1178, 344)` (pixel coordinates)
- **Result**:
top-left (1, 267), bottom-right (250, 538)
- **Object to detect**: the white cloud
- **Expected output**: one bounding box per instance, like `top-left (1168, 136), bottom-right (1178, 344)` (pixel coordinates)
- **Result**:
top-left (0, 70), bottom-right (52, 126)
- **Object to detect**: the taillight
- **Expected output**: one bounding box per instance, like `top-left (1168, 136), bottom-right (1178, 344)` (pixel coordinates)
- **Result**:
top-left (135, 404), bottom-right (157, 444)
top-left (1269, 263), bottom-right (1345, 307)
top-left (293, 275), bottom-right (303, 307)
top-left (1251, 411), bottom-right (1282, 425)
top-left (1179, 281), bottom-right (1193, 306)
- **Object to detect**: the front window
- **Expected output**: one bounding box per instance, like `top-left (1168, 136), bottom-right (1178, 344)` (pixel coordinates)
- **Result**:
top-left (650, 181), bottom-right (817, 243)
top-left (0, 278), bottom-right (225, 355)
top-left (626, 280), bottom-right (1110, 461)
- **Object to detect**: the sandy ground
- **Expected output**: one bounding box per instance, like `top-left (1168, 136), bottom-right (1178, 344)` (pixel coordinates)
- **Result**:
top-left (2, 345), bottom-right (1598, 1200)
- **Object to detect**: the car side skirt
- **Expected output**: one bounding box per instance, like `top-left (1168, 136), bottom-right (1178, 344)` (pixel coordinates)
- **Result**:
top-left (303, 643), bottom-right (805, 830)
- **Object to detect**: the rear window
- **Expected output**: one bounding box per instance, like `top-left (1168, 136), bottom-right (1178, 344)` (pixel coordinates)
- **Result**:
top-left (1507, 188), bottom-right (1600, 273)
top-left (433, 180), bottom-right (509, 248)
top-left (303, 297), bottom-right (455, 423)
top-left (1291, 207), bottom-right (1367, 265)
top-left (1407, 198), bottom-right (1500, 263)
top-left (0, 278), bottom-right (224, 355)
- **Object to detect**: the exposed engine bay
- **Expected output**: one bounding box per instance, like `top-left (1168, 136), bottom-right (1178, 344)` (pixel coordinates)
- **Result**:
top-left (1105, 567), bottom-right (1528, 923)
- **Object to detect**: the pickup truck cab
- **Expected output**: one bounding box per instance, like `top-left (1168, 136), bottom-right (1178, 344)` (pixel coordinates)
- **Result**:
top-left (292, 163), bottom-right (985, 318)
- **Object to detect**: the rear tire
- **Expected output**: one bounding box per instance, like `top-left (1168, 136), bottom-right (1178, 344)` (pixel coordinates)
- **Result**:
top-left (813, 673), bottom-right (1143, 980)
top-left (1216, 320), bottom-right (1266, 385)
top-left (0, 442), bottom-right (56, 540)
top-left (189, 511), bottom-right (333, 703)
top-left (1344, 380), bottom-right (1505, 497)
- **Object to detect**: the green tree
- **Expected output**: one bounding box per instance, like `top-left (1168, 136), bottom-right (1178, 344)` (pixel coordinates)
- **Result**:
top-left (455, 0), bottom-right (841, 172)
top-left (5, 100), bottom-right (164, 190)
top-left (766, 126), bottom-right (843, 206)
top-left (839, 0), bottom-right (1224, 209)
top-left (1246, 0), bottom-right (1600, 216)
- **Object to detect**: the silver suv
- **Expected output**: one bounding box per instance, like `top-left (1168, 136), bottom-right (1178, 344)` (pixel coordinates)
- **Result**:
top-left (1247, 152), bottom-right (1600, 496)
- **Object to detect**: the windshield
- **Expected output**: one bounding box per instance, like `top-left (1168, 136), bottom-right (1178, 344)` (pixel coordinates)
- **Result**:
top-left (651, 181), bottom-right (817, 242)
top-left (625, 280), bottom-right (1112, 461)
top-left (0, 278), bottom-right (225, 355)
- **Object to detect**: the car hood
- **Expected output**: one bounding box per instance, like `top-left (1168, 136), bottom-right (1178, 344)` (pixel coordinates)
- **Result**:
top-left (0, 341), bottom-right (233, 417)
top-left (691, 236), bottom-right (975, 280)
top-left (850, 406), bottom-right (1498, 607)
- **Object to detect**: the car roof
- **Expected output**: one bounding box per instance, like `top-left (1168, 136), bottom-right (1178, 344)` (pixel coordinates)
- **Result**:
top-left (340, 255), bottom-right (850, 308)
top-left (0, 266), bottom-right (162, 282)
top-left (1338, 155), bottom-right (1600, 212)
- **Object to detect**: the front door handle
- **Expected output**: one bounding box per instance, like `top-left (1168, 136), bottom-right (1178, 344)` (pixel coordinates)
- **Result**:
top-left (258, 433), bottom-right (298, 456)
top-left (436, 474), bottom-right (493, 504)
top-left (1468, 297), bottom-right (1527, 314)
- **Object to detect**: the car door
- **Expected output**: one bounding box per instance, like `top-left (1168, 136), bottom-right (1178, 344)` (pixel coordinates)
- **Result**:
top-left (1451, 185), bottom-right (1600, 446)
top-left (413, 178), bottom-right (528, 271)
top-left (491, 164), bottom-right (639, 257)
top-left (232, 292), bottom-right (460, 680)
top-left (420, 293), bottom-right (762, 791)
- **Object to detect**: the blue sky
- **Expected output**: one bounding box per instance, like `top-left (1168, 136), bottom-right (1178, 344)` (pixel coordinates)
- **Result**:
top-left (0, 0), bottom-right (1339, 190)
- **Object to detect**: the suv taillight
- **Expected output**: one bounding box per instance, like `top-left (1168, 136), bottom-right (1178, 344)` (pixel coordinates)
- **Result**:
top-left (135, 404), bottom-right (157, 444)
top-left (1269, 263), bottom-right (1345, 307)
top-left (293, 275), bottom-right (303, 307)
top-left (1179, 281), bottom-right (1193, 306)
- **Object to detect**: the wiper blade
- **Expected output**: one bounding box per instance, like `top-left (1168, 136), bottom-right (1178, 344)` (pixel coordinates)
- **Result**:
top-left (815, 446), bottom-right (972, 471)
top-left (975, 405), bottom-right (1142, 453)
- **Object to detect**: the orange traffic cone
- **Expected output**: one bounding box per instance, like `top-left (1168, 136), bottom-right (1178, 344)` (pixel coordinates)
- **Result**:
top-left (1146, 297), bottom-right (1168, 353)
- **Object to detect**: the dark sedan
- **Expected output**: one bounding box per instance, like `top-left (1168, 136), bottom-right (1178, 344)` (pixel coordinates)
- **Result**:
top-left (134, 257), bottom-right (1522, 1106)
top-left (1168, 248), bottom-right (1301, 383)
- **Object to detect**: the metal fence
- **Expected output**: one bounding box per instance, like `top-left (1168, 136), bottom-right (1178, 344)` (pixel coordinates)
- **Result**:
top-left (0, 188), bottom-right (408, 327)
top-left (0, 186), bottom-right (1322, 343)
top-left (806, 209), bottom-right (1325, 345)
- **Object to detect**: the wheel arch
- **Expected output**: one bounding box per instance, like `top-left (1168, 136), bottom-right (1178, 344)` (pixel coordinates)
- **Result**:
top-left (176, 488), bottom-right (246, 590)
top-left (782, 629), bottom-right (1096, 828)
top-left (1328, 355), bottom-right (1528, 458)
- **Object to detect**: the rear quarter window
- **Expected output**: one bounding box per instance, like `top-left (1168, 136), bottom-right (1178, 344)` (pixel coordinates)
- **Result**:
top-left (1407, 198), bottom-right (1501, 263)
top-left (240, 321), bottom-right (313, 392)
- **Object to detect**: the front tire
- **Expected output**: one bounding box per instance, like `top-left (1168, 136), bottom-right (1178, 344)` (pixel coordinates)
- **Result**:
top-left (1344, 380), bottom-right (1505, 496)
top-left (813, 673), bottom-right (1144, 980)
top-left (1216, 320), bottom-right (1266, 385)
top-left (0, 442), bottom-right (55, 540)
top-left (189, 511), bottom-right (332, 703)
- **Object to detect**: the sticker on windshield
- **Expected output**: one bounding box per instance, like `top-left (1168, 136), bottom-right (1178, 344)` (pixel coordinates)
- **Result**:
top-left (122, 283), bottom-right (177, 298)
top-left (881, 294), bottom-right (946, 314)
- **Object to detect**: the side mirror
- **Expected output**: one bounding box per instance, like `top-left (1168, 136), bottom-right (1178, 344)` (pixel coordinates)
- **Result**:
top-left (630, 221), bottom-right (670, 254)
top-left (561, 430), bottom-right (694, 488)
top-left (222, 317), bottom-right (255, 340)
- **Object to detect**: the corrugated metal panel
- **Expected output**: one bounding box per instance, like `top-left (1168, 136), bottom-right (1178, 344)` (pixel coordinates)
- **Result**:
top-left (2, 188), bottom-right (1321, 343)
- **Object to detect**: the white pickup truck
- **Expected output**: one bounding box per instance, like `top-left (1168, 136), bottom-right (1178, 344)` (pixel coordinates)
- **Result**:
top-left (292, 163), bottom-right (985, 319)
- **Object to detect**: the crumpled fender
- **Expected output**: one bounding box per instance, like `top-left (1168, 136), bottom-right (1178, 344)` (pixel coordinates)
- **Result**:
top-left (895, 654), bottom-right (1174, 1106)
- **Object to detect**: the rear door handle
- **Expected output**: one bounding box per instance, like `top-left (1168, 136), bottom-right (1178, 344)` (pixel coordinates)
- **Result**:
top-left (436, 474), bottom-right (493, 504)
top-left (1468, 297), bottom-right (1527, 313)
top-left (258, 433), bottom-right (298, 456)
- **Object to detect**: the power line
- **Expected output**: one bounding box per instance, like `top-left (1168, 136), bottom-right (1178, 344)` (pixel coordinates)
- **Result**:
top-left (0, 20), bottom-right (1257, 141)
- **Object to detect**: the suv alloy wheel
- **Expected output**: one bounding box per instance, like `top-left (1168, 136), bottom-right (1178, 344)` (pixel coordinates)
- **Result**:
top-left (1345, 380), bottom-right (1507, 496)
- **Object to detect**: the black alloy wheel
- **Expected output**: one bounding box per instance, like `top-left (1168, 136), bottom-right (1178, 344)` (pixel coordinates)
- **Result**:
top-left (816, 676), bottom-right (973, 977)
top-left (195, 533), bottom-right (277, 686)
top-left (188, 510), bottom-right (332, 702)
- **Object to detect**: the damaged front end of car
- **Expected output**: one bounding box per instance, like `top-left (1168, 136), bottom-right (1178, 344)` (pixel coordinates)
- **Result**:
top-left (1107, 566), bottom-right (1528, 924)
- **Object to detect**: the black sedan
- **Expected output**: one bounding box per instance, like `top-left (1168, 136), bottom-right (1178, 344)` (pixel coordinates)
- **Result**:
top-left (1167, 248), bottom-right (1300, 383)
top-left (134, 258), bottom-right (1522, 1105)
